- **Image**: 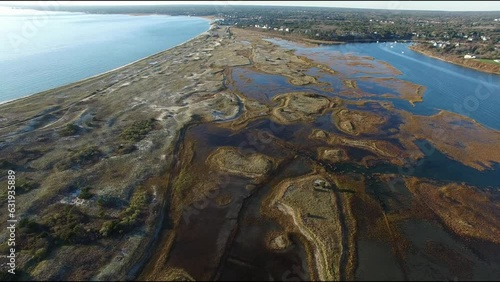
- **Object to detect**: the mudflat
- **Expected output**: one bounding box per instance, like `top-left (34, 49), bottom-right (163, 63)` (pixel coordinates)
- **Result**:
top-left (1, 26), bottom-right (499, 281)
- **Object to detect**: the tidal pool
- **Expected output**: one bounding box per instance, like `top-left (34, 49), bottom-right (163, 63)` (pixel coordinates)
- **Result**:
top-left (151, 36), bottom-right (500, 281)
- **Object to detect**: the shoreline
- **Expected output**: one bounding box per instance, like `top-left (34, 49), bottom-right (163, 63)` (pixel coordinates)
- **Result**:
top-left (1, 23), bottom-right (499, 281)
top-left (229, 28), bottom-right (417, 46)
top-left (0, 18), bottom-right (229, 280)
top-left (0, 15), bottom-right (211, 106)
top-left (409, 44), bottom-right (500, 75)
top-left (237, 29), bottom-right (500, 76)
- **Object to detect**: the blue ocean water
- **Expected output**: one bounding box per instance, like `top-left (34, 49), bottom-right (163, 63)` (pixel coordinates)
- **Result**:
top-left (320, 42), bottom-right (500, 130)
top-left (0, 7), bottom-right (209, 102)
top-left (267, 39), bottom-right (500, 130)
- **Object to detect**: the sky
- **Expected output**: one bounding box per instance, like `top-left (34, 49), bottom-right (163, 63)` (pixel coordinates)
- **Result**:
top-left (2, 1), bottom-right (500, 12)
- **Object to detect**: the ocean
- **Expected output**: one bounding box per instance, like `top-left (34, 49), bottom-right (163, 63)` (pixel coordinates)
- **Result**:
top-left (0, 7), bottom-right (209, 103)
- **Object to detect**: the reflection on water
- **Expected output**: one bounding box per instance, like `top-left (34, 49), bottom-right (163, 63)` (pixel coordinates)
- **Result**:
top-left (267, 38), bottom-right (500, 130)
top-left (229, 67), bottom-right (331, 103)
top-left (199, 118), bottom-right (500, 188)
top-left (165, 37), bottom-right (500, 281)
top-left (231, 62), bottom-right (437, 116)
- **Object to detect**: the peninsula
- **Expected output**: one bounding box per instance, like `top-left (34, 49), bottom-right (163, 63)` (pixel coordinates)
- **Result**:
top-left (0, 10), bottom-right (499, 282)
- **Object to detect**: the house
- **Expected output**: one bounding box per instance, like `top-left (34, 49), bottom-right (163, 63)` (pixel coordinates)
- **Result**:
top-left (464, 54), bottom-right (476, 59)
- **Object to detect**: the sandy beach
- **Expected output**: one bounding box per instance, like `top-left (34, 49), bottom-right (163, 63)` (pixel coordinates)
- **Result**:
top-left (1, 23), bottom-right (499, 281)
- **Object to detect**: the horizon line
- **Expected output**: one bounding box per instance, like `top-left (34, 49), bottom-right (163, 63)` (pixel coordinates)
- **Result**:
top-left (1, 2), bottom-right (500, 13)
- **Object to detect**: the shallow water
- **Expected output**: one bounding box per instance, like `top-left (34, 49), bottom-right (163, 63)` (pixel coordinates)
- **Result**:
top-left (149, 34), bottom-right (500, 281)
top-left (225, 39), bottom-right (500, 188)
top-left (267, 39), bottom-right (500, 130)
top-left (172, 108), bottom-right (498, 279)
top-left (173, 38), bottom-right (500, 279)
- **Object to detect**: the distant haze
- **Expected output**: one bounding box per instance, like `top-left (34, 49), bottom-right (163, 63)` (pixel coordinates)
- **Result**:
top-left (2, 1), bottom-right (500, 12)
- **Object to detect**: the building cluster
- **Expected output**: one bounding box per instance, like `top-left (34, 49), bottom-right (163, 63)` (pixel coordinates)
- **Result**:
top-left (253, 24), bottom-right (290, 32)
top-left (429, 40), bottom-right (452, 48)
top-left (461, 35), bottom-right (490, 41)
top-left (208, 23), bottom-right (233, 39)
top-left (369, 19), bottom-right (395, 24)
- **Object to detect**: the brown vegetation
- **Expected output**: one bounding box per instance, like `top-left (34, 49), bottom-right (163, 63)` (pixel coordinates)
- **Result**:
top-left (404, 177), bottom-right (500, 243)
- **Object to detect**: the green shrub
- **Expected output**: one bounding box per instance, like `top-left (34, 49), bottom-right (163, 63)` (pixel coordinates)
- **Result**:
top-left (99, 190), bottom-right (149, 237)
top-left (99, 220), bottom-right (117, 237)
top-left (117, 191), bottom-right (148, 229)
top-left (60, 123), bottom-right (79, 136)
top-left (71, 146), bottom-right (102, 164)
top-left (116, 144), bottom-right (136, 155)
top-left (97, 195), bottom-right (121, 209)
top-left (78, 187), bottom-right (93, 199)
top-left (43, 206), bottom-right (89, 244)
top-left (17, 180), bottom-right (39, 194)
top-left (19, 218), bottom-right (41, 234)
top-left (57, 146), bottom-right (103, 170)
top-left (119, 119), bottom-right (156, 143)
top-left (33, 247), bottom-right (48, 261)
